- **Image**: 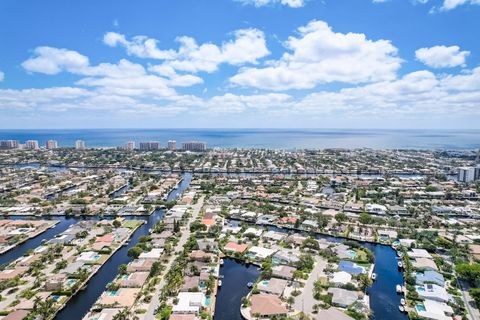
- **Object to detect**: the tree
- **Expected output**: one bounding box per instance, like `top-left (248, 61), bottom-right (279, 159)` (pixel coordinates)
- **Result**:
top-left (127, 246), bottom-right (143, 259)
top-left (359, 212), bottom-right (372, 225)
top-left (112, 219), bottom-right (122, 228)
top-left (456, 263), bottom-right (480, 284)
top-left (112, 308), bottom-right (132, 320)
top-left (118, 264), bottom-right (127, 275)
top-left (335, 212), bottom-right (347, 223)
top-left (296, 253), bottom-right (314, 271)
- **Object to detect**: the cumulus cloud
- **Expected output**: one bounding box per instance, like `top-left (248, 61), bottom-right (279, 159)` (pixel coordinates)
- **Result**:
top-left (104, 28), bottom-right (269, 73)
top-left (440, 0), bottom-right (480, 10)
top-left (236, 0), bottom-right (305, 8)
top-left (22, 47), bottom-right (89, 75)
top-left (230, 20), bottom-right (402, 90)
top-left (415, 45), bottom-right (470, 68)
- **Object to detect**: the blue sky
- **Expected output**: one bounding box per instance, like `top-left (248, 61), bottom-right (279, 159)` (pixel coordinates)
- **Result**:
top-left (0, 0), bottom-right (479, 129)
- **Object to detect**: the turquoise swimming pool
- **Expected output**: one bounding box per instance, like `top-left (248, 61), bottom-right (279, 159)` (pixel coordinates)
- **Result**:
top-left (205, 296), bottom-right (211, 306)
top-left (416, 305), bottom-right (426, 312)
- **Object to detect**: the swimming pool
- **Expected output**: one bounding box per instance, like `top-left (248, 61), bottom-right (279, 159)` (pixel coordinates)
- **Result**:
top-left (347, 250), bottom-right (357, 259)
top-left (416, 305), bottom-right (426, 312)
top-left (204, 296), bottom-right (211, 306)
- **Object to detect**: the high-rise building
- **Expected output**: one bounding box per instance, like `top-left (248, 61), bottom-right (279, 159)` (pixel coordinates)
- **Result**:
top-left (139, 141), bottom-right (160, 151)
top-left (182, 141), bottom-right (207, 152)
top-left (25, 140), bottom-right (39, 150)
top-left (75, 140), bottom-right (86, 150)
top-left (475, 166), bottom-right (480, 181)
top-left (0, 140), bottom-right (19, 149)
top-left (458, 167), bottom-right (476, 183)
top-left (168, 140), bottom-right (176, 151)
top-left (125, 141), bottom-right (135, 151)
top-left (46, 140), bottom-right (58, 149)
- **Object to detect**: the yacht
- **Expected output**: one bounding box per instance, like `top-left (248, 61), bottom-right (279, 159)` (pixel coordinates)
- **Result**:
top-left (371, 273), bottom-right (377, 280)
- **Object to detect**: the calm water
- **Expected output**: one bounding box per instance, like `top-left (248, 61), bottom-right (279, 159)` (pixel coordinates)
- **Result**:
top-left (1, 173), bottom-right (404, 319)
top-left (1, 128), bottom-right (480, 149)
top-left (214, 258), bottom-right (261, 320)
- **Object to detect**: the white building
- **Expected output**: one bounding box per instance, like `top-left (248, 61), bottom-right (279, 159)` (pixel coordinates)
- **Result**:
top-left (75, 140), bottom-right (86, 150)
top-left (46, 140), bottom-right (58, 149)
top-left (172, 292), bottom-right (205, 314)
top-left (125, 141), bottom-right (135, 151)
top-left (0, 140), bottom-right (19, 149)
top-left (182, 141), bottom-right (206, 152)
top-left (25, 140), bottom-right (39, 150)
top-left (139, 141), bottom-right (160, 151)
top-left (168, 140), bottom-right (176, 151)
top-left (458, 167), bottom-right (476, 183)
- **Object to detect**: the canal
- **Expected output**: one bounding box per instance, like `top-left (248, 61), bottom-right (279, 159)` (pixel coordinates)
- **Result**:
top-left (214, 258), bottom-right (261, 320)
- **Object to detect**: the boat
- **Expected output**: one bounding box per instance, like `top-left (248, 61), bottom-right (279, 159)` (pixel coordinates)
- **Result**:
top-left (399, 306), bottom-right (405, 313)
top-left (400, 298), bottom-right (406, 306)
top-left (396, 284), bottom-right (403, 293)
top-left (220, 259), bottom-right (224, 266)
top-left (397, 251), bottom-right (404, 258)
top-left (218, 280), bottom-right (222, 287)
top-left (371, 273), bottom-right (377, 280)
top-left (219, 275), bottom-right (224, 279)
top-left (247, 282), bottom-right (253, 288)
top-left (398, 261), bottom-right (404, 269)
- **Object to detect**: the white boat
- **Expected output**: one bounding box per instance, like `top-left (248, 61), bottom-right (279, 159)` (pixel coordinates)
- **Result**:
top-left (397, 252), bottom-right (404, 258)
top-left (247, 282), bottom-right (253, 288)
top-left (371, 273), bottom-right (377, 280)
top-left (220, 259), bottom-right (224, 266)
top-left (396, 284), bottom-right (403, 293)
top-left (399, 306), bottom-right (405, 313)
top-left (400, 298), bottom-right (406, 306)
top-left (398, 261), bottom-right (404, 269)
top-left (218, 280), bottom-right (222, 287)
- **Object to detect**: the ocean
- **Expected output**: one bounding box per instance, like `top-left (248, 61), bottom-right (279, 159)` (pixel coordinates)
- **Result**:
top-left (0, 128), bottom-right (479, 150)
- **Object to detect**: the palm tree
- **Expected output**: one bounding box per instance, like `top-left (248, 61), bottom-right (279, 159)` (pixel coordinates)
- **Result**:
top-left (112, 308), bottom-right (132, 320)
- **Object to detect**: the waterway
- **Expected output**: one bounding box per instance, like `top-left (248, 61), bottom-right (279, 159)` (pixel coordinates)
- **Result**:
top-left (0, 172), bottom-right (406, 320)
top-left (214, 258), bottom-right (261, 320)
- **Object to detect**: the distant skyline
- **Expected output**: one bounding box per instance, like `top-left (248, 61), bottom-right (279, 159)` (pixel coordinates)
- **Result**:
top-left (0, 0), bottom-right (479, 129)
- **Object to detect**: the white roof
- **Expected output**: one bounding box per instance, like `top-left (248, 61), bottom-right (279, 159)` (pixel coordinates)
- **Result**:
top-left (248, 246), bottom-right (275, 259)
top-left (139, 248), bottom-right (163, 259)
top-left (331, 271), bottom-right (352, 284)
top-left (172, 292), bottom-right (205, 314)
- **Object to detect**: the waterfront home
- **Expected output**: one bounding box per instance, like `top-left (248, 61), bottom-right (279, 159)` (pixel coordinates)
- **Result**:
top-left (327, 288), bottom-right (360, 308)
top-left (190, 250), bottom-right (214, 262)
top-left (366, 203), bottom-right (387, 215)
top-left (247, 246), bottom-right (276, 260)
top-left (399, 239), bottom-right (416, 248)
top-left (223, 242), bottom-right (248, 254)
top-left (172, 292), bottom-right (206, 315)
top-left (169, 314), bottom-right (198, 320)
top-left (315, 307), bottom-right (355, 320)
top-left (0, 267), bottom-right (28, 280)
top-left (127, 259), bottom-right (154, 272)
top-left (257, 278), bottom-right (288, 296)
top-left (271, 265), bottom-right (297, 280)
top-left (338, 261), bottom-right (366, 275)
top-left (416, 299), bottom-right (454, 320)
top-left (61, 261), bottom-right (85, 275)
top-left (331, 271), bottom-right (353, 287)
top-left (408, 249), bottom-right (433, 259)
top-left (45, 274), bottom-right (67, 291)
top-left (262, 230), bottom-right (286, 242)
top-left (117, 271), bottom-right (149, 288)
top-left (49, 233), bottom-right (76, 245)
top-left (415, 270), bottom-right (445, 287)
top-left (249, 294), bottom-right (288, 318)
top-left (413, 257), bottom-right (439, 271)
top-left (2, 310), bottom-right (30, 320)
top-left (83, 308), bottom-right (121, 320)
top-left (139, 248), bottom-right (163, 260)
top-left (155, 230), bottom-right (174, 240)
top-left (180, 276), bottom-right (200, 292)
top-left (377, 229), bottom-right (398, 240)
top-left (272, 250), bottom-right (300, 265)
top-left (14, 291), bottom-right (51, 311)
top-left (77, 251), bottom-right (102, 263)
top-left (16, 254), bottom-right (41, 267)
top-left (416, 284), bottom-right (451, 303)
top-left (96, 288), bottom-right (140, 308)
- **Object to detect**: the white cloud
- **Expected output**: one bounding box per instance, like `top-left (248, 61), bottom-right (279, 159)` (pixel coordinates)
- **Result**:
top-left (230, 20), bottom-right (401, 90)
top-left (415, 45), bottom-right (470, 68)
top-left (236, 0), bottom-right (305, 8)
top-left (0, 70), bottom-right (4, 81)
top-left (105, 28), bottom-right (269, 73)
top-left (22, 47), bottom-right (89, 75)
top-left (104, 32), bottom-right (176, 59)
top-left (440, 0), bottom-right (480, 10)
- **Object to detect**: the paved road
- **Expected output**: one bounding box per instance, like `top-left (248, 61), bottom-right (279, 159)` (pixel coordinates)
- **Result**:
top-left (458, 279), bottom-right (480, 320)
top-left (292, 256), bottom-right (327, 314)
top-left (141, 196), bottom-right (205, 320)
